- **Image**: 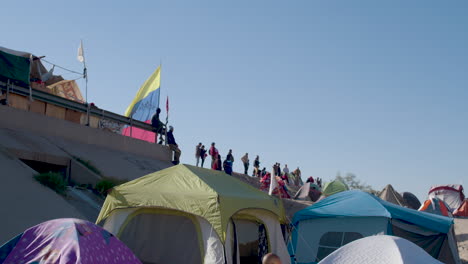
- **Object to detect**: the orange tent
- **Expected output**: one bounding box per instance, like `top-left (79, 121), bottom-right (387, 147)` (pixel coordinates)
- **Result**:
top-left (419, 198), bottom-right (452, 217)
top-left (454, 199), bottom-right (468, 217)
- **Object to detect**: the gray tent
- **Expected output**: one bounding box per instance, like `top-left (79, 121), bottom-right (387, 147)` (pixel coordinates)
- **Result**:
top-left (403, 192), bottom-right (422, 210)
top-left (379, 184), bottom-right (405, 207)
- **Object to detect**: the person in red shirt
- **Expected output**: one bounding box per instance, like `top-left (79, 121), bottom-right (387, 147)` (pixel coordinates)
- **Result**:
top-left (209, 142), bottom-right (219, 169)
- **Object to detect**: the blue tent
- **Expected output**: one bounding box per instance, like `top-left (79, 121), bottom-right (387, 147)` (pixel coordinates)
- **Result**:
top-left (289, 190), bottom-right (460, 264)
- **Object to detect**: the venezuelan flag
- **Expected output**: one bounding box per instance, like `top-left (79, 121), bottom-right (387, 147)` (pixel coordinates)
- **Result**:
top-left (122, 66), bottom-right (161, 142)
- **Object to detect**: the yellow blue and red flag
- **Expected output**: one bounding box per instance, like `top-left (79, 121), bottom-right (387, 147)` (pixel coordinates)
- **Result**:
top-left (122, 66), bottom-right (161, 142)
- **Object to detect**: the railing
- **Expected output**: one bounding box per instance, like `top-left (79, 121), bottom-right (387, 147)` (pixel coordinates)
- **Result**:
top-left (0, 80), bottom-right (155, 133)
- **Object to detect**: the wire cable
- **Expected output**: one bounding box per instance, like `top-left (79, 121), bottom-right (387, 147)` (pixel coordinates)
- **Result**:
top-left (41, 59), bottom-right (83, 76)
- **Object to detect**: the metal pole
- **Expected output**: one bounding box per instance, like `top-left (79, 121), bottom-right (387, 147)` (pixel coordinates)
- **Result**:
top-left (6, 79), bottom-right (10, 105)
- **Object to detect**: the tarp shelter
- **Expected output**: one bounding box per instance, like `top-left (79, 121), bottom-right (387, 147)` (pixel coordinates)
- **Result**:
top-left (321, 180), bottom-right (348, 197)
top-left (379, 184), bottom-right (405, 207)
top-left (294, 182), bottom-right (321, 202)
top-left (454, 200), bottom-right (468, 217)
top-left (402, 192), bottom-right (422, 210)
top-left (0, 218), bottom-right (141, 264)
top-left (419, 198), bottom-right (453, 217)
top-left (97, 164), bottom-right (290, 264)
top-left (318, 235), bottom-right (443, 264)
top-left (428, 185), bottom-right (465, 212)
top-left (289, 190), bottom-right (460, 264)
top-left (0, 48), bottom-right (31, 87)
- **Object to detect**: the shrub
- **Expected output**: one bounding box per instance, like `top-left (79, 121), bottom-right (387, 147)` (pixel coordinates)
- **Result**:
top-left (34, 172), bottom-right (67, 194)
top-left (95, 178), bottom-right (122, 196)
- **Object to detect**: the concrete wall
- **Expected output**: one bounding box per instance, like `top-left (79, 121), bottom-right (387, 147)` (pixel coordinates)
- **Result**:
top-left (69, 159), bottom-right (103, 186)
top-left (0, 105), bottom-right (172, 162)
top-left (0, 147), bottom-right (84, 244)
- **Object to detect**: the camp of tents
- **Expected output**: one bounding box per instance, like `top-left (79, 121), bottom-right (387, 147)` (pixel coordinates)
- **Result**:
top-left (0, 161), bottom-right (465, 263)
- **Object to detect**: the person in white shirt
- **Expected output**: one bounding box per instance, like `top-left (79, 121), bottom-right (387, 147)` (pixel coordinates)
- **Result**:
top-left (283, 164), bottom-right (289, 175)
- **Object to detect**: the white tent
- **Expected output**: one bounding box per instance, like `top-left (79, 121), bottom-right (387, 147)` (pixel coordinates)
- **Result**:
top-left (428, 185), bottom-right (465, 212)
top-left (318, 235), bottom-right (443, 264)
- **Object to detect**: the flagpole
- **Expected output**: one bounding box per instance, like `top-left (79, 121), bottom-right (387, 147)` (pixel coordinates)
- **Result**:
top-left (162, 61), bottom-right (169, 146)
top-left (78, 40), bottom-right (89, 125)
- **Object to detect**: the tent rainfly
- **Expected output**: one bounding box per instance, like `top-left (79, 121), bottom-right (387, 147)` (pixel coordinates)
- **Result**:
top-left (97, 164), bottom-right (290, 264)
top-left (289, 190), bottom-right (461, 264)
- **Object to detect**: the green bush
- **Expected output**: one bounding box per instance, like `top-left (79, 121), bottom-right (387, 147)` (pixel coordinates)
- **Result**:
top-left (74, 157), bottom-right (102, 176)
top-left (34, 172), bottom-right (67, 194)
top-left (95, 179), bottom-right (117, 196)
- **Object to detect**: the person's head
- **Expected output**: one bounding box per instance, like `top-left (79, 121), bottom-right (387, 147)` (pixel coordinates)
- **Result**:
top-left (256, 155), bottom-right (259, 159)
top-left (201, 145), bottom-right (205, 149)
top-left (169, 126), bottom-right (174, 132)
top-left (212, 142), bottom-right (215, 146)
top-left (198, 142), bottom-right (202, 146)
top-left (156, 108), bottom-right (161, 114)
top-left (285, 164), bottom-right (288, 168)
top-left (262, 253), bottom-right (281, 264)
top-left (245, 153), bottom-right (248, 156)
top-left (229, 149), bottom-right (232, 154)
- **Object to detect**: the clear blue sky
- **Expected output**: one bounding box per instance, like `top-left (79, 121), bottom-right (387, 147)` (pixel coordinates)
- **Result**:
top-left (2, 0), bottom-right (467, 200)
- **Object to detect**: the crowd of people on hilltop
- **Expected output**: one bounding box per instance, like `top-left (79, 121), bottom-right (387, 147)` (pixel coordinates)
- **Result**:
top-left (151, 107), bottom-right (312, 200)
top-left (194, 141), bottom-right (311, 200)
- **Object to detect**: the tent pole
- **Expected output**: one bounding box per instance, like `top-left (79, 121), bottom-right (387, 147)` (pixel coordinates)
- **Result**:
top-left (6, 79), bottom-right (10, 105)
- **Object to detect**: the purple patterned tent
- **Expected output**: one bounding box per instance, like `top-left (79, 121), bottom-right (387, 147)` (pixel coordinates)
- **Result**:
top-left (0, 218), bottom-right (141, 264)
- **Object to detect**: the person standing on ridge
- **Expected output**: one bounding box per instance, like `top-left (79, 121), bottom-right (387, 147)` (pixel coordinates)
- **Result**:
top-left (226, 149), bottom-right (234, 164)
top-left (167, 126), bottom-right (181, 165)
top-left (241, 153), bottom-right (249, 175)
top-left (209, 142), bottom-right (218, 169)
top-left (216, 154), bottom-right (222, 171)
top-left (293, 167), bottom-right (302, 186)
top-left (195, 143), bottom-right (202, 166)
top-left (200, 145), bottom-right (207, 168)
top-left (283, 164), bottom-right (289, 175)
top-left (253, 155), bottom-right (260, 176)
top-left (276, 163), bottom-right (282, 176)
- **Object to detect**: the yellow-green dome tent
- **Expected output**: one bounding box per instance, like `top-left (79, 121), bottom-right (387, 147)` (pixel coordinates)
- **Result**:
top-left (97, 164), bottom-right (290, 264)
top-left (322, 179), bottom-right (349, 197)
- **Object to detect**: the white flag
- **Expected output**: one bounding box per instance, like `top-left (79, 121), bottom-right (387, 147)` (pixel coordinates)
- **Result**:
top-left (268, 172), bottom-right (279, 196)
top-left (77, 40), bottom-right (84, 63)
